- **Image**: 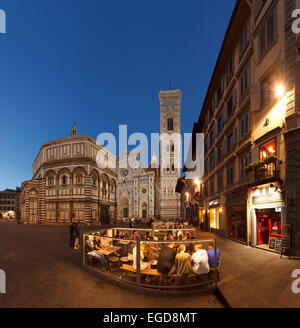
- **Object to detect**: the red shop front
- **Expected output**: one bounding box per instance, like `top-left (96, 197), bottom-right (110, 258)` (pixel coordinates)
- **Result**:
top-left (256, 209), bottom-right (281, 245)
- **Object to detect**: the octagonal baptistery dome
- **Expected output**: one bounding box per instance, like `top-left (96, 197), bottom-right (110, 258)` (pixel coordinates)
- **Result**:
top-left (21, 123), bottom-right (117, 225)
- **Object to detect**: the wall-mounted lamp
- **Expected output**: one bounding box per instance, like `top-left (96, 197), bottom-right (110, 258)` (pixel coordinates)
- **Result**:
top-left (276, 85), bottom-right (285, 99)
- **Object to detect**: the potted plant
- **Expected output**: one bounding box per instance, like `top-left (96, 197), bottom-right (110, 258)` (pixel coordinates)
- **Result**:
top-left (263, 155), bottom-right (281, 165)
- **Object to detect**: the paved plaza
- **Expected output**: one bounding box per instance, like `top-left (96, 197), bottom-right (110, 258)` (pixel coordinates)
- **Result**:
top-left (1, 220), bottom-right (300, 308)
top-left (195, 231), bottom-right (300, 307)
top-left (0, 221), bottom-right (222, 308)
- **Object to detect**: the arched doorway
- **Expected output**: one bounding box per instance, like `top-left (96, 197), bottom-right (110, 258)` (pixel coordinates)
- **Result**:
top-left (119, 198), bottom-right (129, 218)
top-left (28, 190), bottom-right (38, 223)
top-left (142, 202), bottom-right (147, 218)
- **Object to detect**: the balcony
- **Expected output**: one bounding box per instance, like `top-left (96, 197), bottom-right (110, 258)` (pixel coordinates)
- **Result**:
top-left (246, 157), bottom-right (282, 187)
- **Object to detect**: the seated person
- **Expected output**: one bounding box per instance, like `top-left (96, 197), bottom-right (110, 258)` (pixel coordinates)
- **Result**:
top-left (169, 244), bottom-right (193, 278)
top-left (85, 235), bottom-right (94, 252)
top-left (207, 242), bottom-right (220, 268)
top-left (145, 231), bottom-right (154, 241)
top-left (186, 237), bottom-right (195, 255)
top-left (86, 237), bottom-right (108, 267)
top-left (132, 244), bottom-right (151, 271)
top-left (183, 232), bottom-right (192, 240)
top-left (157, 243), bottom-right (176, 278)
top-left (191, 244), bottom-right (210, 275)
top-left (93, 237), bottom-right (102, 250)
top-left (100, 232), bottom-right (112, 248)
top-left (115, 231), bottom-right (125, 239)
top-left (131, 230), bottom-right (137, 240)
top-left (164, 233), bottom-right (174, 241)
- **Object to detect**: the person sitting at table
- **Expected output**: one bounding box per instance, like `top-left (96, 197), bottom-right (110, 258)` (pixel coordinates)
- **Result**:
top-left (94, 237), bottom-right (102, 250)
top-left (186, 237), bottom-right (195, 255)
top-left (115, 230), bottom-right (125, 239)
top-left (191, 244), bottom-right (210, 275)
top-left (164, 233), bottom-right (173, 241)
top-left (177, 229), bottom-right (184, 240)
top-left (145, 231), bottom-right (154, 241)
top-left (169, 244), bottom-right (193, 281)
top-left (157, 242), bottom-right (177, 284)
top-left (132, 244), bottom-right (151, 271)
top-left (100, 231), bottom-right (112, 249)
top-left (86, 236), bottom-right (108, 268)
top-left (85, 235), bottom-right (94, 252)
top-left (184, 232), bottom-right (192, 241)
top-left (131, 230), bottom-right (137, 240)
top-left (206, 242), bottom-right (220, 268)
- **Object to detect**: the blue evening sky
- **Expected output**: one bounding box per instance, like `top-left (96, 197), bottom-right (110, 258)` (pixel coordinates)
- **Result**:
top-left (0, 0), bottom-right (236, 190)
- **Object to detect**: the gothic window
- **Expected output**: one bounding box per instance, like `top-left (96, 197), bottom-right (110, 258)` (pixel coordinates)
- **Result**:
top-left (167, 118), bottom-right (173, 131)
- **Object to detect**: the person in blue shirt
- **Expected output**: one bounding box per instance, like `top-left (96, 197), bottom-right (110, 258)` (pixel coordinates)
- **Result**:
top-left (206, 242), bottom-right (220, 268)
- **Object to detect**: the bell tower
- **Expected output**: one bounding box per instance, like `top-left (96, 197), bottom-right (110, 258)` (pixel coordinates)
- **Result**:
top-left (159, 89), bottom-right (182, 219)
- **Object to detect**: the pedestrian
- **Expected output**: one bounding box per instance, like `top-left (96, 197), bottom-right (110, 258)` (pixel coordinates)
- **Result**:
top-left (69, 223), bottom-right (75, 247)
top-left (73, 223), bottom-right (80, 249)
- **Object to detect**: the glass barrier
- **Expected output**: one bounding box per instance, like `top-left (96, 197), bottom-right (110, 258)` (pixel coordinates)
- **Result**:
top-left (83, 228), bottom-right (219, 292)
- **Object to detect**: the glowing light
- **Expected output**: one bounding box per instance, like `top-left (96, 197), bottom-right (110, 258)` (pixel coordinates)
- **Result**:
top-left (194, 179), bottom-right (200, 185)
top-left (276, 85), bottom-right (284, 99)
top-left (268, 147), bottom-right (275, 154)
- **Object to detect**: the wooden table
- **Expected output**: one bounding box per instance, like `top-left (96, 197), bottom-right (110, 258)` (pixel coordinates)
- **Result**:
top-left (96, 246), bottom-right (121, 256)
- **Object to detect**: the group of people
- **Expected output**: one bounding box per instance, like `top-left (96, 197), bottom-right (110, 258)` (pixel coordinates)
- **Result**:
top-left (157, 241), bottom-right (220, 282)
top-left (84, 229), bottom-right (220, 285)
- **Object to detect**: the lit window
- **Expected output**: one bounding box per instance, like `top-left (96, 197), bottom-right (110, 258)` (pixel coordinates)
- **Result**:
top-left (260, 139), bottom-right (276, 160)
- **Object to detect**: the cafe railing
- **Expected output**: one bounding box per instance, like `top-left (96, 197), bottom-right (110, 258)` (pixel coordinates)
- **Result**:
top-left (82, 227), bottom-right (219, 295)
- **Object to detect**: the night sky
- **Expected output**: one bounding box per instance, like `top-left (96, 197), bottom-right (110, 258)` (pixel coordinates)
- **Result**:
top-left (0, 0), bottom-right (235, 190)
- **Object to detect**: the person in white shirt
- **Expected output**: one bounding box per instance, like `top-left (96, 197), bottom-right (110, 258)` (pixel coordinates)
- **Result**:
top-left (191, 244), bottom-right (210, 275)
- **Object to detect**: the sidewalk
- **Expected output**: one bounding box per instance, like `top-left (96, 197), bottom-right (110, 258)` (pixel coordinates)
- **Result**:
top-left (196, 230), bottom-right (300, 308)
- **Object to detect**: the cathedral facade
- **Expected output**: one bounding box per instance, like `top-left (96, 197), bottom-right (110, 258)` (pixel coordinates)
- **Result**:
top-left (117, 152), bottom-right (160, 219)
top-left (20, 124), bottom-right (117, 225)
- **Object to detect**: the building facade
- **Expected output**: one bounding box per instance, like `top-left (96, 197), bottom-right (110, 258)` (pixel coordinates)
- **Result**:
top-left (20, 124), bottom-right (117, 225)
top-left (182, 0), bottom-right (300, 255)
top-left (0, 188), bottom-right (21, 220)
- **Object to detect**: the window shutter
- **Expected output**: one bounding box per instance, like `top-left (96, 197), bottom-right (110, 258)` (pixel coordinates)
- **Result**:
top-left (233, 89), bottom-right (237, 109)
top-left (223, 138), bottom-right (227, 156)
top-left (223, 103), bottom-right (228, 123)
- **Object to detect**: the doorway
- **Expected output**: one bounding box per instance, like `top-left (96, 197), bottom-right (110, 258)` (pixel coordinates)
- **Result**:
top-left (256, 209), bottom-right (281, 245)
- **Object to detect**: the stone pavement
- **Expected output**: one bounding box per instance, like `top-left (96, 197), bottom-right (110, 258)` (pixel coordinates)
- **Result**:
top-left (195, 230), bottom-right (300, 308)
top-left (0, 221), bottom-right (222, 308)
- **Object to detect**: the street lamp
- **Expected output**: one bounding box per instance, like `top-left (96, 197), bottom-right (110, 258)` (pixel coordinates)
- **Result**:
top-left (276, 85), bottom-right (284, 99)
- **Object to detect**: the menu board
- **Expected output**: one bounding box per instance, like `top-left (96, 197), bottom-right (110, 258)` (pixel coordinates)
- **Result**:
top-left (268, 237), bottom-right (276, 251)
top-left (281, 236), bottom-right (290, 248)
top-left (275, 238), bottom-right (282, 253)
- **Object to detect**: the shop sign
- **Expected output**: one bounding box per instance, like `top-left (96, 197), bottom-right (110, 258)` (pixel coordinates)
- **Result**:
top-left (252, 192), bottom-right (282, 205)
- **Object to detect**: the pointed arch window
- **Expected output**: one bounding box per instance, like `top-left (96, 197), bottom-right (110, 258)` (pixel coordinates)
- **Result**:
top-left (167, 118), bottom-right (173, 131)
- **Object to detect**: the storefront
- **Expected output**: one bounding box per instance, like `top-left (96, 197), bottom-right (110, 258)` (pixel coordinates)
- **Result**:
top-left (208, 199), bottom-right (221, 232)
top-left (226, 188), bottom-right (248, 244)
top-left (249, 182), bottom-right (286, 249)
